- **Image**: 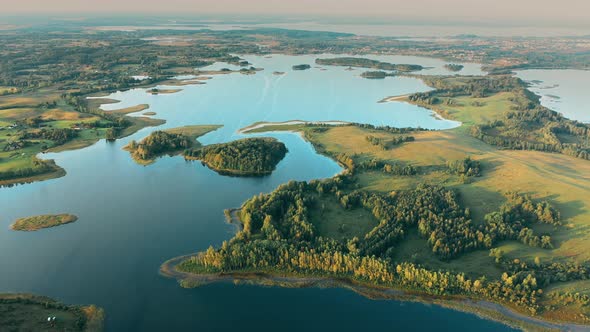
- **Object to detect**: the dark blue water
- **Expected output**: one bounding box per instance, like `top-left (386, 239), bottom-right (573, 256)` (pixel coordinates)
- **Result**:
top-left (0, 55), bottom-right (517, 331)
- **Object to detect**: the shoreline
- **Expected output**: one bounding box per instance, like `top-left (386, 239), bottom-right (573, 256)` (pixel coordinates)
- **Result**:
top-left (0, 162), bottom-right (66, 187)
top-left (378, 94), bottom-right (410, 103)
top-left (10, 214), bottom-right (78, 231)
top-left (160, 254), bottom-right (587, 332)
top-left (378, 93), bottom-right (463, 125)
top-left (238, 120), bottom-right (350, 134)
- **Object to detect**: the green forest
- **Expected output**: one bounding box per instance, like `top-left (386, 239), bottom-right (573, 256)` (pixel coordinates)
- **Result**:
top-left (184, 137), bottom-right (287, 176)
top-left (127, 131), bottom-right (193, 162)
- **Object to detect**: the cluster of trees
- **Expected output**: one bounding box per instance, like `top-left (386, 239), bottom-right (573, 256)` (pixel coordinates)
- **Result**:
top-left (549, 292), bottom-right (590, 307)
top-left (444, 64), bottom-right (464, 72)
top-left (333, 153), bottom-right (417, 176)
top-left (447, 156), bottom-right (481, 177)
top-left (292, 64), bottom-right (311, 70)
top-left (127, 131), bottom-right (193, 161)
top-left (349, 123), bottom-right (426, 134)
top-left (409, 76), bottom-right (531, 109)
top-left (185, 138), bottom-right (287, 176)
top-left (360, 71), bottom-right (390, 79)
top-left (500, 192), bottom-right (561, 226)
top-left (315, 57), bottom-right (423, 72)
top-left (472, 122), bottom-right (590, 161)
top-left (490, 253), bottom-right (590, 309)
top-left (481, 192), bottom-right (560, 249)
top-left (21, 128), bottom-right (78, 145)
top-left (2, 140), bottom-right (31, 152)
top-left (365, 135), bottom-right (414, 150)
top-left (337, 185), bottom-right (481, 259)
top-left (423, 76), bottom-right (525, 99)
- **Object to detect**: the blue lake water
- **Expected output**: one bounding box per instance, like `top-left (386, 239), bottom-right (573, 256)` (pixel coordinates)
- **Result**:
top-left (0, 54), bottom-right (518, 331)
top-left (516, 69), bottom-right (590, 123)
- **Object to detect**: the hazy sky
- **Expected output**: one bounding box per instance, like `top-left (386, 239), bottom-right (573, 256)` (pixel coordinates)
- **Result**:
top-left (2, 0), bottom-right (589, 25)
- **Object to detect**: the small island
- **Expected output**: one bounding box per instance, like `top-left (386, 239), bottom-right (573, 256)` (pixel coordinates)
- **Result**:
top-left (184, 137), bottom-right (287, 176)
top-left (292, 64), bottom-right (311, 71)
top-left (11, 214), bottom-right (78, 231)
top-left (360, 71), bottom-right (393, 79)
top-left (125, 125), bottom-right (222, 165)
top-left (147, 88), bottom-right (182, 95)
top-left (0, 293), bottom-right (104, 331)
top-left (316, 57), bottom-right (423, 72)
top-left (445, 63), bottom-right (465, 72)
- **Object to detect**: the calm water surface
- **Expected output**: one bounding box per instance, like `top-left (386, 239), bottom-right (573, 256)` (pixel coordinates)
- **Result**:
top-left (0, 55), bottom-right (517, 331)
top-left (516, 69), bottom-right (590, 123)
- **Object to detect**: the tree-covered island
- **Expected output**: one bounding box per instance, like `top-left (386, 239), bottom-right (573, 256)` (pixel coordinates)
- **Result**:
top-left (184, 137), bottom-right (287, 176)
top-left (292, 64), bottom-right (312, 70)
top-left (316, 57), bottom-right (424, 72)
top-left (445, 64), bottom-right (465, 72)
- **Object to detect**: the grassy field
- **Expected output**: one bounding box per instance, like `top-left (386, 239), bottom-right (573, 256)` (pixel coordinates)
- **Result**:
top-left (0, 293), bottom-right (103, 332)
top-left (308, 194), bottom-right (378, 241)
top-left (163, 125), bottom-right (222, 140)
top-left (10, 214), bottom-right (78, 231)
top-left (303, 125), bottom-right (590, 263)
top-left (399, 92), bottom-right (514, 127)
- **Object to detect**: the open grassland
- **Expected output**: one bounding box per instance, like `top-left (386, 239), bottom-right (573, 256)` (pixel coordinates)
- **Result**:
top-left (0, 293), bottom-right (103, 332)
top-left (163, 125), bottom-right (222, 140)
top-left (308, 194), bottom-right (378, 241)
top-left (398, 92), bottom-right (515, 127)
top-left (391, 229), bottom-right (505, 280)
top-left (306, 125), bottom-right (590, 263)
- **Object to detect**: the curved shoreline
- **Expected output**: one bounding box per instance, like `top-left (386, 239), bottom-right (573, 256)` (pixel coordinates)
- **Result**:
top-left (160, 255), bottom-right (588, 332)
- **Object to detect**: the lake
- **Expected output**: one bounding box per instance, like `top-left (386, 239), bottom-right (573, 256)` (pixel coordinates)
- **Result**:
top-left (0, 54), bottom-right (517, 331)
top-left (516, 69), bottom-right (590, 123)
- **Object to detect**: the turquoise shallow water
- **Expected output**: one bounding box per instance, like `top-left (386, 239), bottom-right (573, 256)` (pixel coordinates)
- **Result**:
top-left (0, 55), bottom-right (518, 331)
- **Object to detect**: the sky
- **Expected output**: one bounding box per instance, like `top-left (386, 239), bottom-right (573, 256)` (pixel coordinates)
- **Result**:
top-left (2, 0), bottom-right (589, 26)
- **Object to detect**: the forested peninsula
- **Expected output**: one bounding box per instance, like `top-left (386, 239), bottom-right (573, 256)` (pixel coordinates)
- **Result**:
top-left (165, 73), bottom-right (590, 330)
